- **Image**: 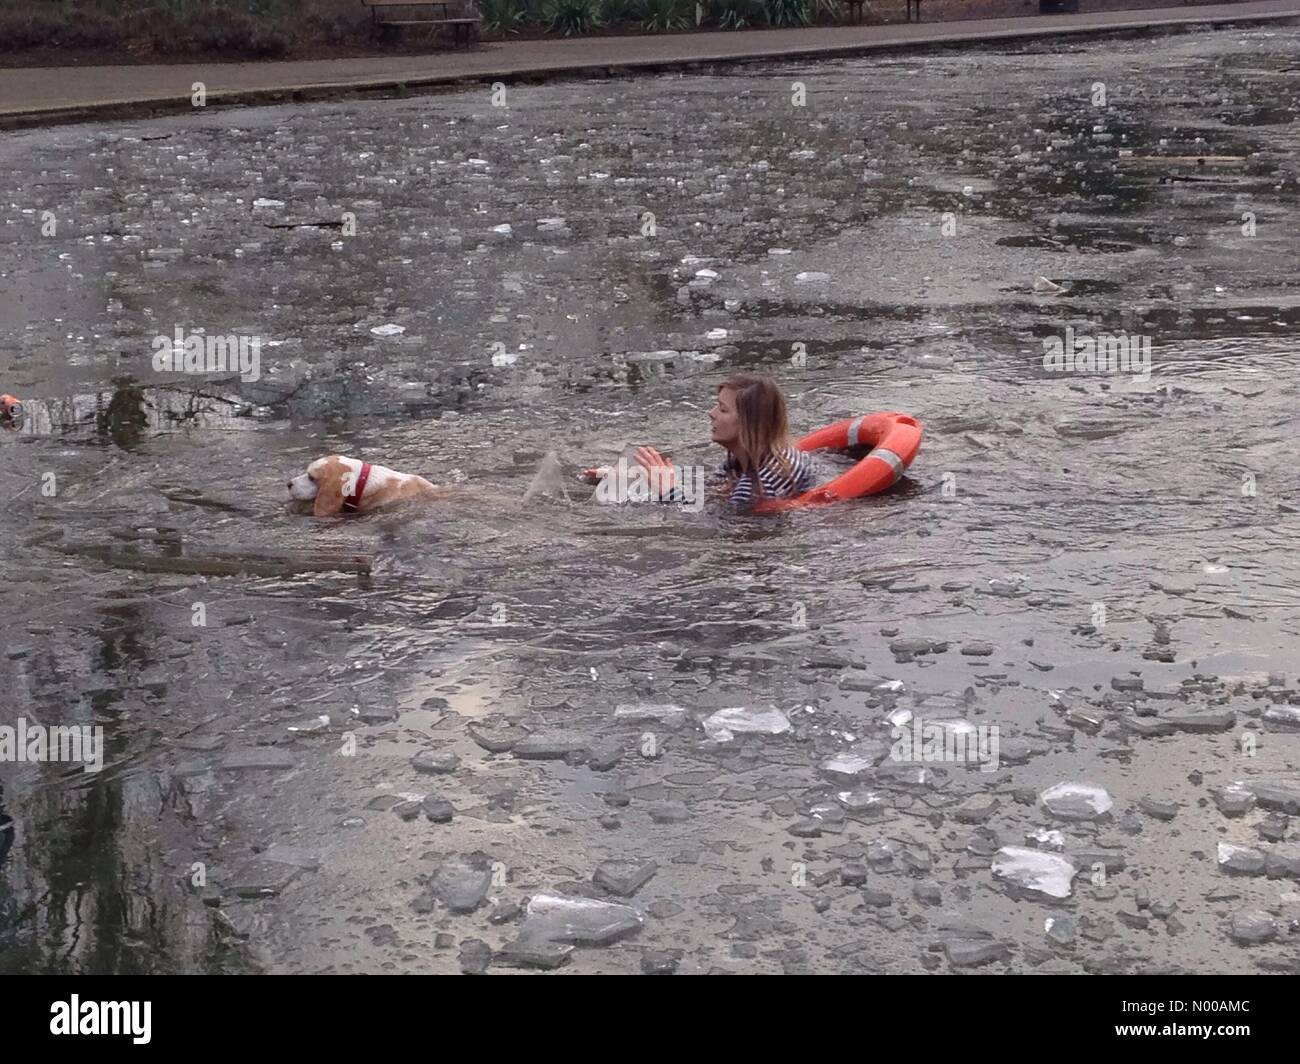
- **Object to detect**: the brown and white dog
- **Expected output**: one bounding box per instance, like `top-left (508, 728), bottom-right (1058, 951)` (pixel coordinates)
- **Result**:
top-left (288, 454), bottom-right (446, 516)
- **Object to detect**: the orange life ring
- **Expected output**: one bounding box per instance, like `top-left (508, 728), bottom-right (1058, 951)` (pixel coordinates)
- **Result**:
top-left (753, 411), bottom-right (923, 513)
top-left (0, 394), bottom-right (21, 419)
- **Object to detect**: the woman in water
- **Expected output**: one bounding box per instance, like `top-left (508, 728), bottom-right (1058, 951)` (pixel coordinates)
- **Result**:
top-left (633, 373), bottom-right (818, 507)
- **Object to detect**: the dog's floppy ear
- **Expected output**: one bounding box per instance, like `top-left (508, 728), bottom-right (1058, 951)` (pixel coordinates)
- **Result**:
top-left (312, 456), bottom-right (350, 517)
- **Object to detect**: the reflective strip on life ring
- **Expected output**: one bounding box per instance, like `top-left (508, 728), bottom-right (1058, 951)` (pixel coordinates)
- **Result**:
top-left (753, 411), bottom-right (923, 513)
top-left (866, 446), bottom-right (905, 484)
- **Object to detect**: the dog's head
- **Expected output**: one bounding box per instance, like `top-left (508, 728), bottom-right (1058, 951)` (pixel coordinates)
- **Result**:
top-left (288, 455), bottom-right (357, 516)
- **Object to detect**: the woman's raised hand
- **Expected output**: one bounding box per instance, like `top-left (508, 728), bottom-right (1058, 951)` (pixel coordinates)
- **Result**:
top-left (634, 446), bottom-right (670, 469)
top-left (634, 446), bottom-right (676, 497)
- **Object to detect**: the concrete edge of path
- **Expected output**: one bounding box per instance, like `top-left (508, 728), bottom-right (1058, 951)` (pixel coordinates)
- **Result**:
top-left (2, 7), bottom-right (1298, 132)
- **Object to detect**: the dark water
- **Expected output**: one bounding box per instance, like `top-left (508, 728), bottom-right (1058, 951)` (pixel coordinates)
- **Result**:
top-left (1, 24), bottom-right (1298, 973)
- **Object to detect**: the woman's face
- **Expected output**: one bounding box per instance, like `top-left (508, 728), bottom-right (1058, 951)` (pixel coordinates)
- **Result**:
top-left (709, 387), bottom-right (740, 447)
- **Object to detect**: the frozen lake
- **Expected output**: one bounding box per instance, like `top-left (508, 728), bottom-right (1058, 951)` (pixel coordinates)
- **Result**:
top-left (1, 22), bottom-right (1298, 973)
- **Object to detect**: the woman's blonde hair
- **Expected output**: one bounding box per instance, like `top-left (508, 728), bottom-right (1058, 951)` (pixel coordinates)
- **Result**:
top-left (717, 374), bottom-right (793, 497)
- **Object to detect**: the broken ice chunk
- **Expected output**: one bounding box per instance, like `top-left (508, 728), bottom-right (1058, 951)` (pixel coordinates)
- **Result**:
top-left (836, 789), bottom-right (888, 814)
top-left (1212, 782), bottom-right (1256, 816)
top-left (613, 703), bottom-right (688, 726)
top-left (1039, 781), bottom-right (1113, 820)
top-left (1026, 828), bottom-right (1068, 851)
top-left (519, 892), bottom-right (642, 945)
top-left (992, 847), bottom-right (1076, 899)
top-left (820, 752), bottom-right (875, 779)
top-left (1229, 910), bottom-right (1277, 945)
top-left (1263, 704), bottom-right (1300, 730)
top-left (702, 706), bottom-right (790, 742)
top-left (884, 707), bottom-right (913, 729)
top-left (1217, 842), bottom-right (1266, 875)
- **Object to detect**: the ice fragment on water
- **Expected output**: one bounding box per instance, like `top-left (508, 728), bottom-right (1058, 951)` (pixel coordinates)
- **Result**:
top-left (702, 706), bottom-right (790, 742)
top-left (992, 847), bottom-right (1075, 899)
top-left (1039, 782), bottom-right (1113, 820)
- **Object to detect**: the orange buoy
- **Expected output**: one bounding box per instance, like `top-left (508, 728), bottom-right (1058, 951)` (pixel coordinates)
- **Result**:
top-left (753, 412), bottom-right (923, 513)
top-left (0, 394), bottom-right (21, 419)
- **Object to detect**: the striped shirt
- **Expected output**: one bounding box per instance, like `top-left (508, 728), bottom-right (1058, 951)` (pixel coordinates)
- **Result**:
top-left (722, 447), bottom-right (818, 507)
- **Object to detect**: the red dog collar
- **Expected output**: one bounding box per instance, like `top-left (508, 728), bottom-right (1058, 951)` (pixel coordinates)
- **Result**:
top-left (343, 462), bottom-right (371, 511)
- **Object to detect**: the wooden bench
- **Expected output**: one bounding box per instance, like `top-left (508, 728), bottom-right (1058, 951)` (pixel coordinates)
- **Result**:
top-left (838, 0), bottom-right (920, 23)
top-left (360, 0), bottom-right (481, 48)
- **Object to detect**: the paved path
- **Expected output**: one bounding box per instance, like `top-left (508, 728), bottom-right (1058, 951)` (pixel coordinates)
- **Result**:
top-left (1, 1), bottom-right (1297, 128)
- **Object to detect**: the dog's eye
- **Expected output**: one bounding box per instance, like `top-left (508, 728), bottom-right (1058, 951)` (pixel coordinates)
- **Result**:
top-left (307, 474), bottom-right (316, 482)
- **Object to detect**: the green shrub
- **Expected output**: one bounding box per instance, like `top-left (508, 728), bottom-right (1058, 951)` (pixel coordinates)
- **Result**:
top-left (0, 5), bottom-right (123, 50)
top-left (709, 0), bottom-right (758, 29)
top-left (809, 0), bottom-right (847, 20)
top-left (479, 0), bottom-right (529, 33)
top-left (544, 0), bottom-right (601, 35)
top-left (514, 0), bottom-right (548, 21)
top-left (597, 0), bottom-right (638, 23)
top-left (638, 0), bottom-right (688, 32)
top-left (189, 9), bottom-right (291, 56)
top-left (761, 0), bottom-right (809, 26)
top-left (302, 11), bottom-right (362, 44)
